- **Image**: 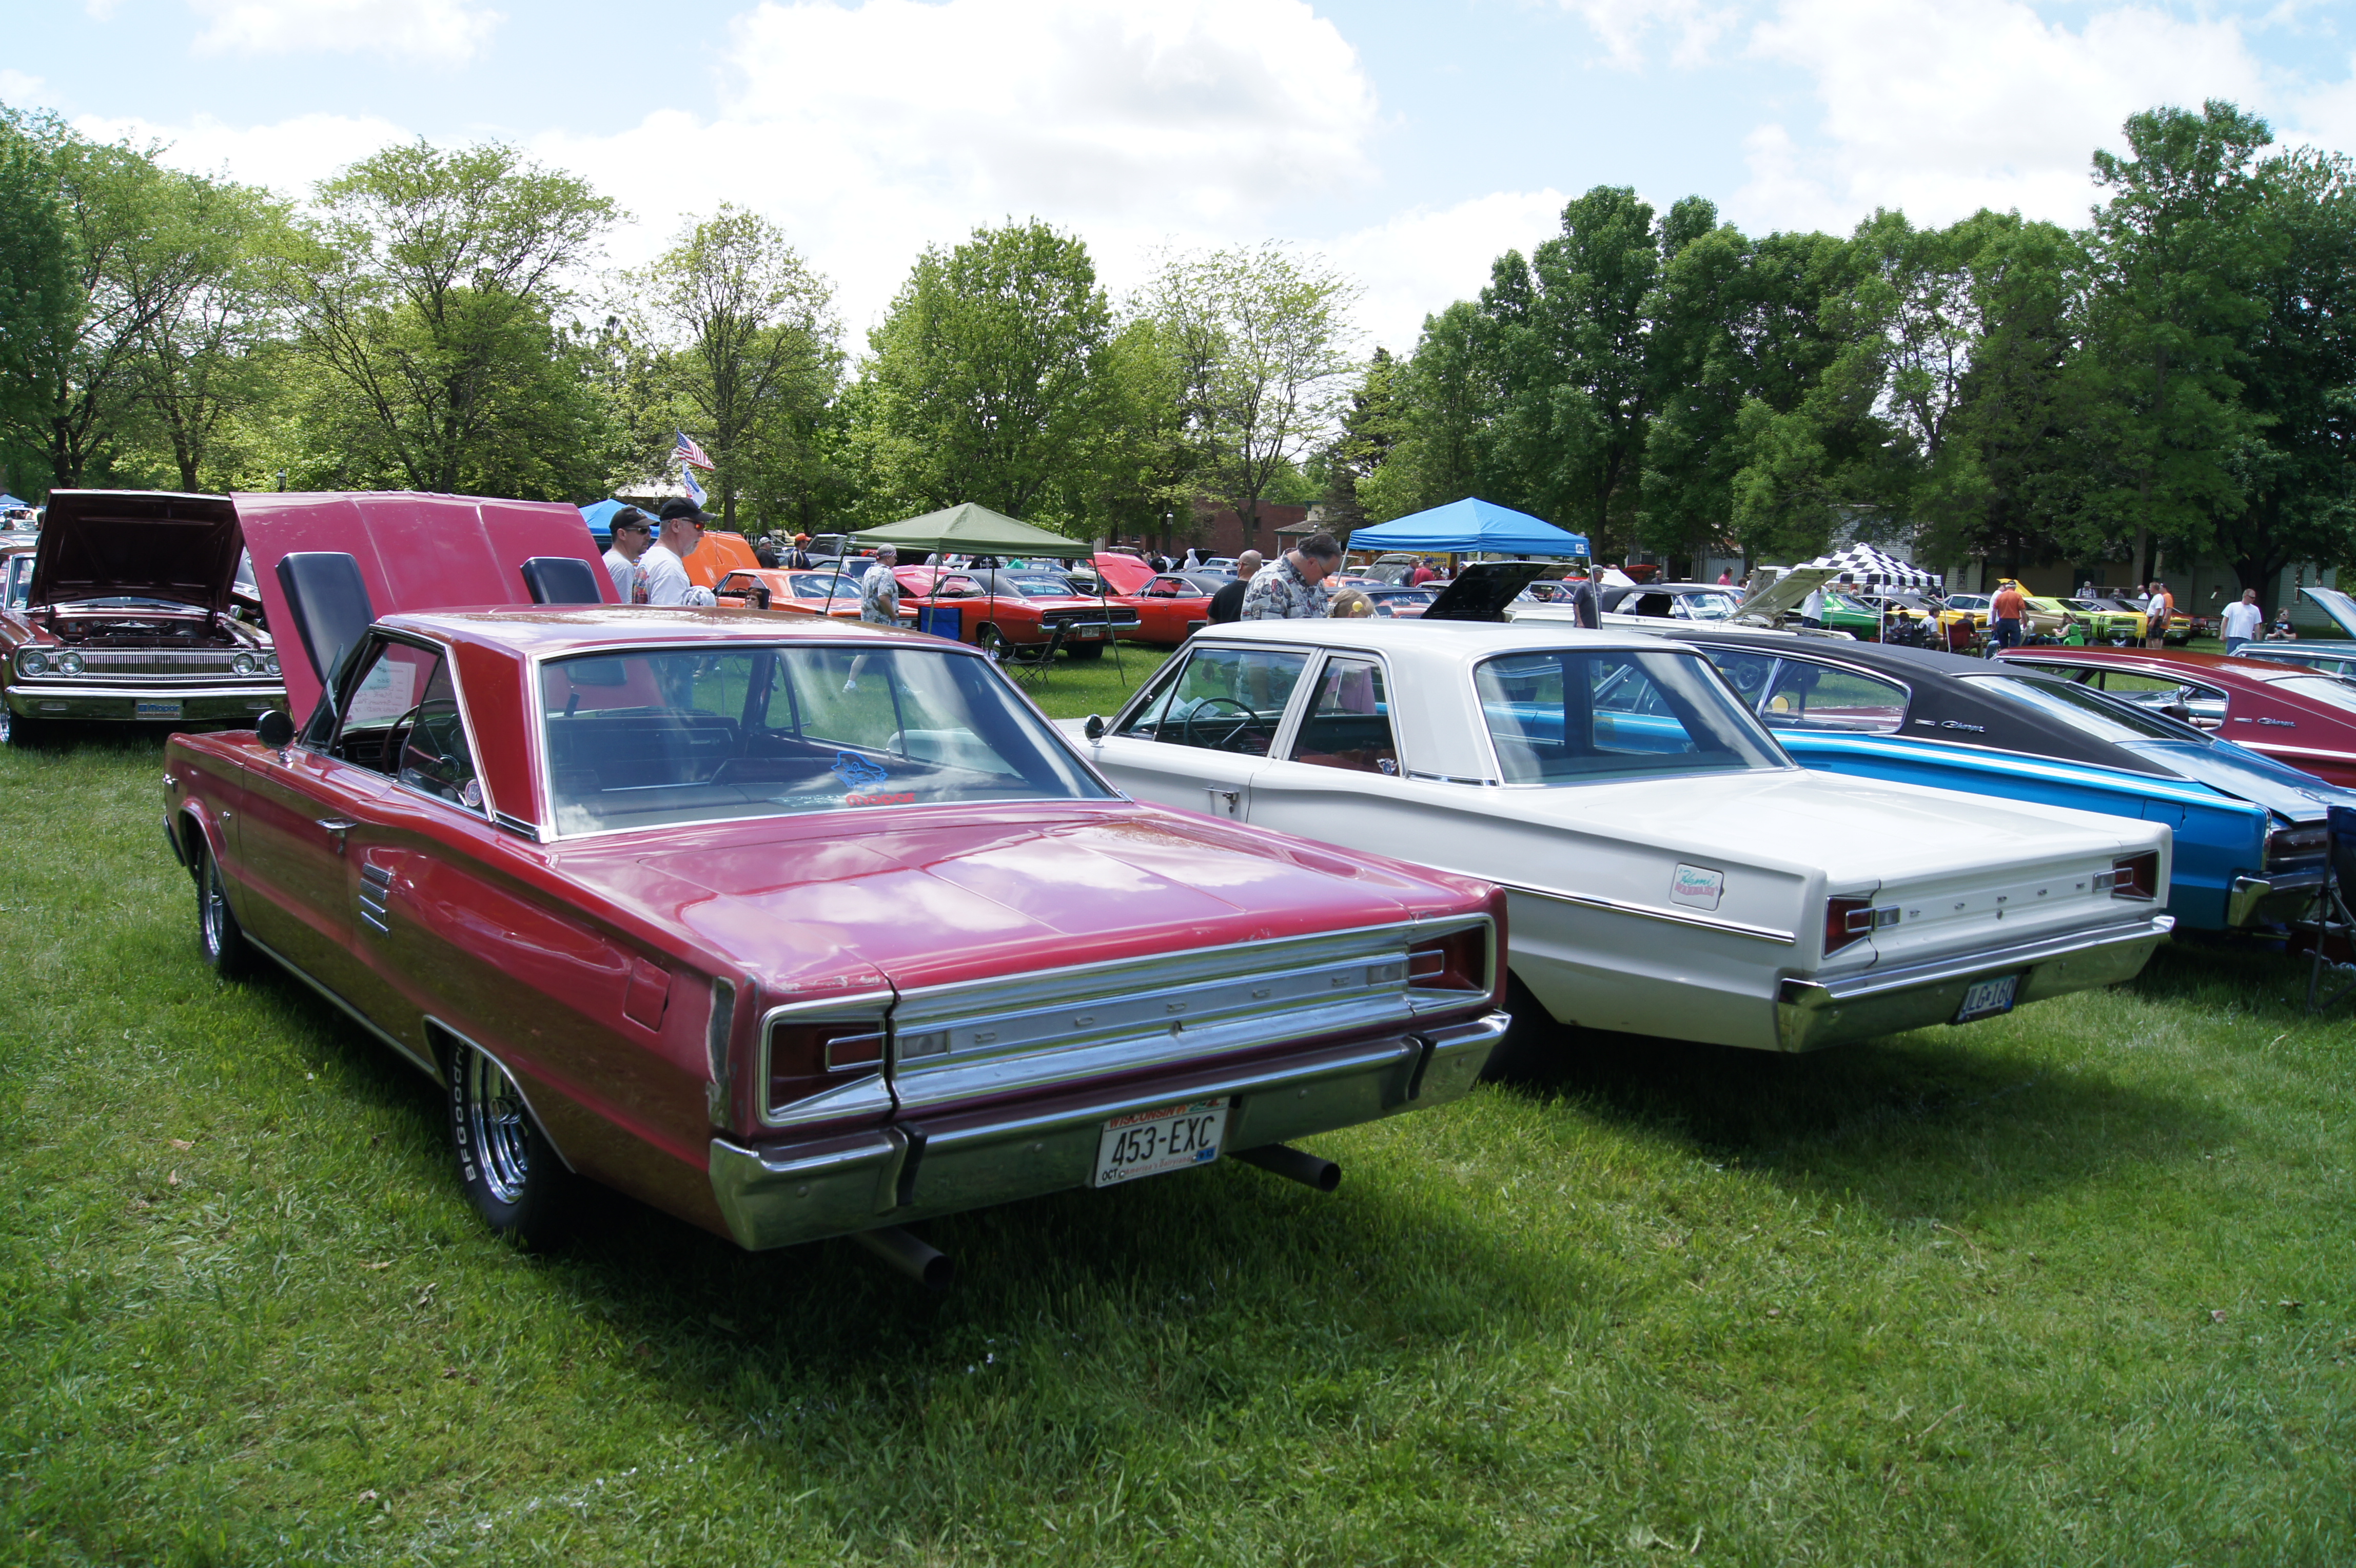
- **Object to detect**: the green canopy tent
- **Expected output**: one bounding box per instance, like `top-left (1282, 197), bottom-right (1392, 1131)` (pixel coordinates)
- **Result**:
top-left (837, 502), bottom-right (1117, 678)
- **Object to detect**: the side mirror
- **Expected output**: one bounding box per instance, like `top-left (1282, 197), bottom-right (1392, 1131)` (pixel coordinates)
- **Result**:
top-left (256, 710), bottom-right (296, 749)
top-left (1084, 714), bottom-right (1106, 741)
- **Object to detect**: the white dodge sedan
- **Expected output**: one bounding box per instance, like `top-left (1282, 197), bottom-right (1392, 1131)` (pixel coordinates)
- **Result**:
top-left (1066, 620), bottom-right (2174, 1061)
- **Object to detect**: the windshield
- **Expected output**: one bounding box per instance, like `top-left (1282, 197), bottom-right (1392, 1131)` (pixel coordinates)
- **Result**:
top-left (3, 555), bottom-right (28, 610)
top-left (1475, 648), bottom-right (1788, 783)
top-left (539, 644), bottom-right (1112, 835)
top-left (1947, 595), bottom-right (1989, 612)
top-left (1962, 673), bottom-right (2207, 743)
top-left (783, 572), bottom-right (850, 600)
top-left (1673, 590), bottom-right (1741, 620)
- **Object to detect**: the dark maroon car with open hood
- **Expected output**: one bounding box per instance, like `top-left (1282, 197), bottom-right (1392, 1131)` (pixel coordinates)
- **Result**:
top-left (0, 489), bottom-right (283, 746)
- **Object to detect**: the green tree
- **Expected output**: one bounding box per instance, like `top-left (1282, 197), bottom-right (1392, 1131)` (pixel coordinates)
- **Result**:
top-left (1148, 244), bottom-right (1361, 548)
top-left (1320, 345), bottom-right (1403, 536)
top-left (630, 205), bottom-right (839, 532)
top-left (862, 219), bottom-right (1114, 530)
top-left (0, 109), bottom-right (72, 497)
top-left (1357, 300), bottom-right (1495, 523)
top-left (2073, 100), bottom-right (2279, 579)
top-left (288, 139), bottom-right (617, 497)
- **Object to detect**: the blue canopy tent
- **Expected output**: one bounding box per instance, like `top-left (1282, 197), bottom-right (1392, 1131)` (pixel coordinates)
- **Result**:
top-left (1346, 497), bottom-right (1588, 557)
top-left (577, 497), bottom-right (645, 544)
top-left (0, 494), bottom-right (30, 511)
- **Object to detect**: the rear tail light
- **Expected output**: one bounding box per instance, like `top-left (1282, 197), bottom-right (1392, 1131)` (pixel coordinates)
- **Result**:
top-left (1824, 895), bottom-right (1899, 955)
top-left (765, 1003), bottom-right (891, 1117)
top-left (2265, 824), bottom-right (2328, 869)
top-left (2099, 852), bottom-right (2159, 900)
top-left (1406, 923), bottom-right (1490, 994)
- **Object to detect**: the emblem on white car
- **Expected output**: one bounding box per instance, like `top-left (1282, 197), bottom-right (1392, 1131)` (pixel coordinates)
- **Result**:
top-left (1670, 864), bottom-right (1725, 910)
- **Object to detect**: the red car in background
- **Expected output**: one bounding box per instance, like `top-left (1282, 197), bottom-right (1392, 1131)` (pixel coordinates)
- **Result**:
top-left (1123, 571), bottom-right (1229, 644)
top-left (1997, 645), bottom-right (2356, 788)
top-left (894, 566), bottom-right (1137, 660)
top-left (714, 567), bottom-right (917, 625)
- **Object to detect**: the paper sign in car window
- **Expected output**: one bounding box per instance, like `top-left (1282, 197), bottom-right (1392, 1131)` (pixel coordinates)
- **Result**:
top-left (1670, 863), bottom-right (1724, 910)
top-left (346, 657), bottom-right (419, 723)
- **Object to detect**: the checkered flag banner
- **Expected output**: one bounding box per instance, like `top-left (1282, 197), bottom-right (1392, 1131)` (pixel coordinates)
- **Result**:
top-left (1796, 544), bottom-right (1942, 589)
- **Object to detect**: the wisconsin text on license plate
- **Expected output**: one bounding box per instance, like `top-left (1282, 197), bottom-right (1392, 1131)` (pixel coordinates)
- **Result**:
top-left (135, 700), bottom-right (183, 719)
top-left (1953, 973), bottom-right (2021, 1023)
top-left (1092, 1098), bottom-right (1227, 1187)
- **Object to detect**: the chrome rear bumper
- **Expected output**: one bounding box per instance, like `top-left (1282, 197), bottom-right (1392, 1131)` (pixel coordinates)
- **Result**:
top-left (708, 1013), bottom-right (1507, 1251)
top-left (2226, 871), bottom-right (2325, 929)
top-left (1774, 913), bottom-right (2173, 1052)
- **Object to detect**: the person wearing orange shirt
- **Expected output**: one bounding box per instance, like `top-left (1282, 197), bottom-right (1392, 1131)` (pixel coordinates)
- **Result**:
top-left (1989, 580), bottom-right (2027, 652)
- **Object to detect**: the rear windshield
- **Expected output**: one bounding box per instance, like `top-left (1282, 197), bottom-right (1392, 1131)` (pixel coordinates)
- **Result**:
top-left (2270, 675), bottom-right (2356, 714)
top-left (539, 645), bottom-right (1111, 835)
top-left (1962, 673), bottom-right (2205, 742)
top-left (1474, 648), bottom-right (1788, 782)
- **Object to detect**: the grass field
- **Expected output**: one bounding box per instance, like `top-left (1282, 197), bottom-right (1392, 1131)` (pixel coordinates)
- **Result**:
top-left (3, 652), bottom-right (2352, 1566)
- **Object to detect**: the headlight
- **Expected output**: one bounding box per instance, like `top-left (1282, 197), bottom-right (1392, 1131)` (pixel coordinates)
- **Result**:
top-left (232, 653), bottom-right (257, 675)
top-left (55, 652), bottom-right (82, 675)
top-left (18, 650), bottom-right (49, 676)
top-left (263, 654), bottom-right (279, 676)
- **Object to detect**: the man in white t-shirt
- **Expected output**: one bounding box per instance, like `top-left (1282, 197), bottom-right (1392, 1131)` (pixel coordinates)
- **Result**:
top-left (2143, 581), bottom-right (2171, 649)
top-left (640, 500), bottom-right (718, 607)
top-left (2220, 589), bottom-right (2264, 656)
top-left (602, 507), bottom-right (653, 602)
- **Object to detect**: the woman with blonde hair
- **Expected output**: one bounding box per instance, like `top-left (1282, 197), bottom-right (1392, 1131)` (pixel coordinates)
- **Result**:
top-left (1327, 586), bottom-right (1375, 618)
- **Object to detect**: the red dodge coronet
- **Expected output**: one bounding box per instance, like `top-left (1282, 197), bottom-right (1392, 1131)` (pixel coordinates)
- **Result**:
top-left (161, 493), bottom-right (1507, 1277)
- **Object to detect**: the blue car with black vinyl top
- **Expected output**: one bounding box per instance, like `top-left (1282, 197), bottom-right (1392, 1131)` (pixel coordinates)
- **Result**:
top-left (1630, 629), bottom-right (2351, 932)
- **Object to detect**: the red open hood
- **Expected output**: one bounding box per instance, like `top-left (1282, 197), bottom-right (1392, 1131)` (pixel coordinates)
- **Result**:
top-left (29, 491), bottom-right (242, 613)
top-left (235, 491), bottom-right (611, 717)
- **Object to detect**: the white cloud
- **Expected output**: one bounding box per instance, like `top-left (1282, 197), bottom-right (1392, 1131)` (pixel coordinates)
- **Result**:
top-left (1556, 0), bottom-right (1741, 69)
top-left (71, 110), bottom-right (415, 193)
top-left (1738, 0), bottom-right (2271, 232)
top-left (531, 0), bottom-right (1382, 337)
top-left (0, 70), bottom-right (48, 106)
top-left (188, 0), bottom-right (503, 62)
top-left (1325, 188), bottom-right (1570, 352)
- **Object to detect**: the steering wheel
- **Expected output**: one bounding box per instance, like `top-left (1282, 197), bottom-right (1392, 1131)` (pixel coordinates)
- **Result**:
top-left (380, 700), bottom-right (426, 770)
top-left (1180, 697), bottom-right (1261, 752)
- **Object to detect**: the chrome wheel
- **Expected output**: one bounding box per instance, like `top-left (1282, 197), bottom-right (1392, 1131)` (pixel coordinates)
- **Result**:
top-left (201, 857), bottom-right (230, 961)
top-left (977, 624), bottom-right (1008, 660)
top-left (462, 1048), bottom-right (533, 1205)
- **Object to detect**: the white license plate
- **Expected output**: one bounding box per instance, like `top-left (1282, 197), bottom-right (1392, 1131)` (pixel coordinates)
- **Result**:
top-left (1092, 1098), bottom-right (1227, 1188)
top-left (1073, 626), bottom-right (1102, 639)
top-left (1953, 973), bottom-right (2021, 1023)
top-left (135, 700), bottom-right (183, 719)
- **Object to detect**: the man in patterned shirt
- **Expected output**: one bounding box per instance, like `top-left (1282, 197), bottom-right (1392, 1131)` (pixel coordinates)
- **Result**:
top-left (1241, 533), bottom-right (1342, 620)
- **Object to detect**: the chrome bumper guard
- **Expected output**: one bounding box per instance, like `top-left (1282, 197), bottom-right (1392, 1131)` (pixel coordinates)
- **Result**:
top-left (1774, 913), bottom-right (2174, 1052)
top-left (2226, 871), bottom-right (2325, 929)
top-left (708, 1012), bottom-right (1508, 1251)
top-left (5, 683), bottom-right (282, 722)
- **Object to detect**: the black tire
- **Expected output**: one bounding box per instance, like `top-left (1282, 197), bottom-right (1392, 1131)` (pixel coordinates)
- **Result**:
top-left (1479, 973), bottom-right (1567, 1082)
top-left (977, 624), bottom-right (1009, 661)
top-left (194, 836), bottom-right (251, 978)
top-left (447, 1041), bottom-right (574, 1247)
top-left (1066, 639), bottom-right (1106, 661)
top-left (0, 705), bottom-right (46, 748)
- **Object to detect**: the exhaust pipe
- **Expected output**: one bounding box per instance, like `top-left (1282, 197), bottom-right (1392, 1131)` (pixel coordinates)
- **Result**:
top-left (1232, 1143), bottom-right (1341, 1193)
top-left (851, 1225), bottom-right (955, 1291)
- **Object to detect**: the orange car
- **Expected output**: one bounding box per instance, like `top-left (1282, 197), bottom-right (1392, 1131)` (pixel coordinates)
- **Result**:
top-left (713, 567), bottom-right (917, 625)
top-left (682, 529), bottom-right (759, 589)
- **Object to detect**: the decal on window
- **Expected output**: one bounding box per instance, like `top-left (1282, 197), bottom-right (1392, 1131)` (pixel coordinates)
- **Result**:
top-left (1670, 863), bottom-right (1725, 911)
top-left (832, 751), bottom-right (890, 789)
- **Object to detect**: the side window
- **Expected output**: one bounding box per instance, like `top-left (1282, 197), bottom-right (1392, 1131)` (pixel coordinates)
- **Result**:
top-left (1289, 657), bottom-right (1398, 776)
top-left (1701, 648), bottom-right (1778, 709)
top-left (322, 638), bottom-right (482, 808)
top-left (1146, 578), bottom-right (1182, 598)
top-left (1115, 644), bottom-right (1311, 755)
top-left (1759, 661), bottom-right (1908, 733)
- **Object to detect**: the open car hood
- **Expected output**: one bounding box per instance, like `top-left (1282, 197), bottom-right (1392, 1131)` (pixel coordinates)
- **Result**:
top-left (234, 491), bottom-right (612, 718)
top-left (29, 491), bottom-right (242, 613)
top-left (1422, 561), bottom-right (1548, 621)
top-left (2300, 584), bottom-right (2356, 641)
top-left (1733, 566), bottom-right (1835, 626)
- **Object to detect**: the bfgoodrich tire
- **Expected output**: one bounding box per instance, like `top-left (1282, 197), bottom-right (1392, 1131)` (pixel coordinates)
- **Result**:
top-left (194, 837), bottom-right (251, 978)
top-left (447, 1041), bottom-right (574, 1247)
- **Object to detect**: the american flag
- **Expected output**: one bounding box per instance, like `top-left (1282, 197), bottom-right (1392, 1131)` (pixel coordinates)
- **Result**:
top-left (671, 429), bottom-right (715, 471)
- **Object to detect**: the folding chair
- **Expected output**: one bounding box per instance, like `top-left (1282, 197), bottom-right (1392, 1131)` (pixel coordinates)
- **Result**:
top-left (1003, 623), bottom-right (1068, 689)
top-left (2303, 803), bottom-right (2356, 1012)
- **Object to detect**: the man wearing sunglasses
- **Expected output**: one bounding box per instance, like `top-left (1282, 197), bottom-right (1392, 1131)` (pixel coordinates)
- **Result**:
top-left (643, 499), bottom-right (718, 607)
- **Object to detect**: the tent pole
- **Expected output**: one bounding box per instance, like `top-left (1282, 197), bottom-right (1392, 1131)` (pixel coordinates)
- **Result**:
top-left (1096, 561), bottom-right (1124, 684)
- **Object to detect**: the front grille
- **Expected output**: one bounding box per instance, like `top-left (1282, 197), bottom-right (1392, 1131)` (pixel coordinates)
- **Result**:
top-left (887, 918), bottom-right (1487, 1114)
top-left (72, 650), bottom-right (256, 676)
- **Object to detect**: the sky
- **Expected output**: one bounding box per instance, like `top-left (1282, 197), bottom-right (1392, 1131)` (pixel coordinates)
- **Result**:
top-left (8, 0), bottom-right (2356, 355)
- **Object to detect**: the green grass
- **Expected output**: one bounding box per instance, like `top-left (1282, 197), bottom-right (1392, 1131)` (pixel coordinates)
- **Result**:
top-left (3, 714), bottom-right (2352, 1566)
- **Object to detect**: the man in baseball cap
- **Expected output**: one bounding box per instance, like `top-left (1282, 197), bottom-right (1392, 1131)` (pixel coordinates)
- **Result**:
top-left (640, 499), bottom-right (717, 606)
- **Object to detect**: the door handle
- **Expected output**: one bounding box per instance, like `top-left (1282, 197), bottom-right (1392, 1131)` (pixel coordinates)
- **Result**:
top-left (1207, 788), bottom-right (1240, 817)
top-left (317, 817), bottom-right (356, 853)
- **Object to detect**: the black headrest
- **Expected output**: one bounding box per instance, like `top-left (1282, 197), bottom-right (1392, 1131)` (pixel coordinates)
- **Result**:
top-left (520, 556), bottom-right (605, 605)
top-left (273, 552), bottom-right (376, 685)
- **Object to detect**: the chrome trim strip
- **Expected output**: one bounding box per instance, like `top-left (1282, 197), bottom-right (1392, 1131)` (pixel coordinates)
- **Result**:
top-left (1476, 875), bottom-right (1797, 945)
top-left (244, 931), bottom-right (442, 1083)
top-left (1785, 913), bottom-right (2175, 1003)
top-left (5, 682), bottom-right (282, 700)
